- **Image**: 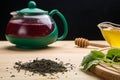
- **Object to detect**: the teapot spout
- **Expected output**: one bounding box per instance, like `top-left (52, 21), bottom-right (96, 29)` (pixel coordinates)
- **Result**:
top-left (10, 11), bottom-right (18, 18)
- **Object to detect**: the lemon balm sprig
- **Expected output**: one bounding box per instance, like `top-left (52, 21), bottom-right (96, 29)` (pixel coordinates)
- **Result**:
top-left (81, 48), bottom-right (120, 71)
top-left (81, 50), bottom-right (105, 71)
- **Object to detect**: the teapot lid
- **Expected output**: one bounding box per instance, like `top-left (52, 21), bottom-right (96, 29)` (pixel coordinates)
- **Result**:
top-left (17, 1), bottom-right (48, 14)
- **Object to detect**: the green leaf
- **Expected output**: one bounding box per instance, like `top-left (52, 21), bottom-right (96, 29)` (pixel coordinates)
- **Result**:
top-left (90, 50), bottom-right (105, 59)
top-left (106, 48), bottom-right (120, 62)
top-left (102, 58), bottom-right (113, 63)
top-left (81, 50), bottom-right (104, 65)
top-left (81, 48), bottom-right (120, 72)
top-left (81, 50), bottom-right (105, 71)
top-left (81, 55), bottom-right (92, 66)
top-left (83, 60), bottom-right (100, 71)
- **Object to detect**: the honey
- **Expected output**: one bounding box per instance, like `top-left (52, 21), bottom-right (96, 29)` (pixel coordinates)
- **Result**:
top-left (98, 22), bottom-right (120, 48)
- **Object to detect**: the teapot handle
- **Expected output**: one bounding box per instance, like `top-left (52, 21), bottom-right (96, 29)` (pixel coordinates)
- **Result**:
top-left (49, 9), bottom-right (68, 40)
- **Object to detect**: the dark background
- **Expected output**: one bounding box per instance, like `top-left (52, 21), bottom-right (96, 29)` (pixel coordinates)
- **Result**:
top-left (1, 0), bottom-right (120, 40)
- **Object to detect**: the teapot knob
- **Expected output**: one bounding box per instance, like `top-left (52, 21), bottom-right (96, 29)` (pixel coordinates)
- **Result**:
top-left (28, 1), bottom-right (36, 8)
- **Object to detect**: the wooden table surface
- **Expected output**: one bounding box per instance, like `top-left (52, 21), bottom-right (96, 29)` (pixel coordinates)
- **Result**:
top-left (0, 41), bottom-right (109, 80)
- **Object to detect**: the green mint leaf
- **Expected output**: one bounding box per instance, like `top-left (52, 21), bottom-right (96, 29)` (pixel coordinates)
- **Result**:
top-left (81, 50), bottom-right (105, 71)
top-left (83, 60), bottom-right (100, 71)
top-left (81, 48), bottom-right (120, 72)
top-left (106, 48), bottom-right (120, 62)
top-left (81, 55), bottom-right (93, 66)
top-left (102, 58), bottom-right (113, 63)
top-left (90, 50), bottom-right (105, 59)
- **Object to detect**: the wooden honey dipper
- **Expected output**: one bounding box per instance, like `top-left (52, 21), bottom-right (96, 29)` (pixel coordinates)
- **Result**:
top-left (75, 38), bottom-right (109, 48)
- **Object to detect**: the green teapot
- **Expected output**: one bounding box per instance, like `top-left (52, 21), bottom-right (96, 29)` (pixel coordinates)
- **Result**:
top-left (6, 1), bottom-right (68, 49)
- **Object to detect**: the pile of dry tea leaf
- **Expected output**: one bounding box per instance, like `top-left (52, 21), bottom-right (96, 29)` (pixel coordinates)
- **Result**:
top-left (14, 58), bottom-right (69, 76)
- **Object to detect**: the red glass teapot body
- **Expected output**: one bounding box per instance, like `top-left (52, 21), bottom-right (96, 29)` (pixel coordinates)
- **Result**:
top-left (6, 14), bottom-right (54, 38)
